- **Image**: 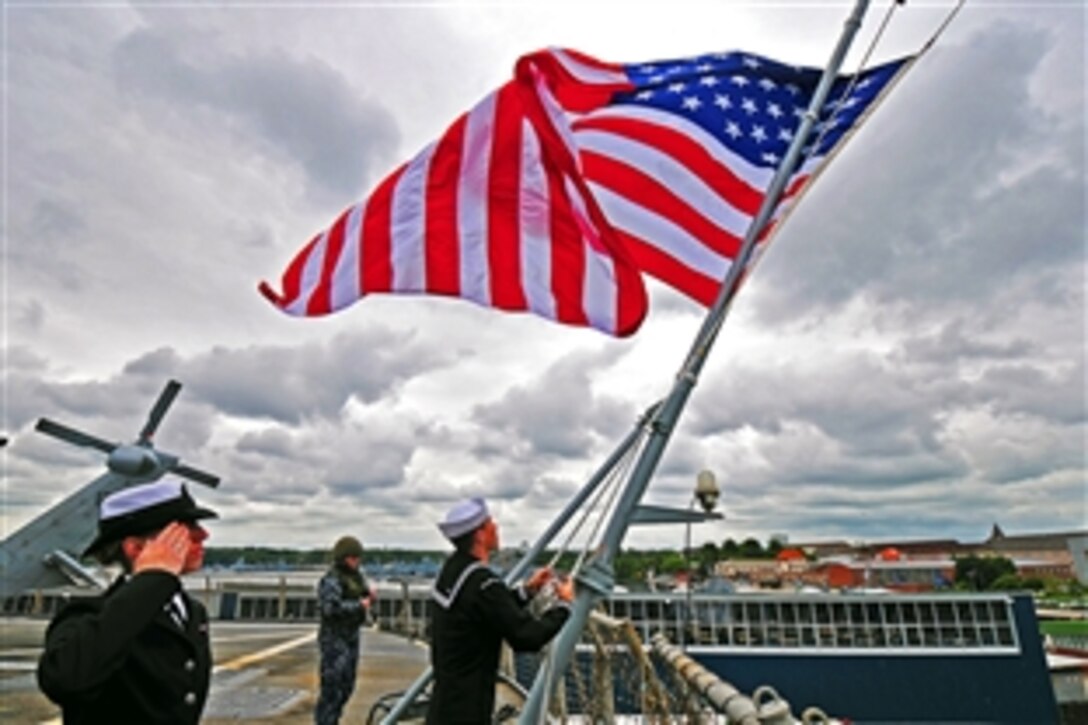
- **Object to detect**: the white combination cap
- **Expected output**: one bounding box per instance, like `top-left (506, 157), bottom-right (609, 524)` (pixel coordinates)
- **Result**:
top-left (100, 480), bottom-right (185, 520)
top-left (84, 479), bottom-right (217, 556)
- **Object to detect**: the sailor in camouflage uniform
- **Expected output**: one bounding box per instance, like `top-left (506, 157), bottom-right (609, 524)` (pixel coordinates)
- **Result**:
top-left (315, 535), bottom-right (373, 724)
top-left (427, 498), bottom-right (573, 725)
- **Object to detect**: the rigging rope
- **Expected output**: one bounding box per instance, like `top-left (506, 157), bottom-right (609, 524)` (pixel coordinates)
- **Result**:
top-left (542, 416), bottom-right (649, 576)
top-left (804, 0), bottom-right (903, 162)
top-left (569, 431), bottom-right (644, 578)
top-left (806, 0), bottom-right (967, 160)
top-left (689, 0), bottom-right (969, 364)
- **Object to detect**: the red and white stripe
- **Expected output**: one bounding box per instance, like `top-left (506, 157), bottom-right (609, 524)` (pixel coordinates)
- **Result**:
top-left (261, 46), bottom-right (845, 334)
top-left (260, 72), bottom-right (647, 336)
top-left (528, 48), bottom-right (814, 306)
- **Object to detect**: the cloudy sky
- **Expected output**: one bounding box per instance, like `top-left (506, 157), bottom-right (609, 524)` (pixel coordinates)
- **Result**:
top-left (3, 1), bottom-right (1084, 555)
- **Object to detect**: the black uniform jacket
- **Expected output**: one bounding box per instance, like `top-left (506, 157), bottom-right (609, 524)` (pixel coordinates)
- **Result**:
top-left (426, 551), bottom-right (570, 725)
top-left (37, 570), bottom-right (212, 725)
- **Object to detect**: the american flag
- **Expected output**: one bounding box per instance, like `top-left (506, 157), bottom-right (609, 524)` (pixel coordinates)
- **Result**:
top-left (261, 47), bottom-right (910, 336)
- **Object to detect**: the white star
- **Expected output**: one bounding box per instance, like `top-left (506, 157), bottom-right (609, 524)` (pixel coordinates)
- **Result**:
top-left (649, 74), bottom-right (667, 84)
top-left (857, 77), bottom-right (873, 89)
top-left (741, 97), bottom-right (758, 115)
top-left (682, 96), bottom-right (703, 111)
top-left (725, 121), bottom-right (742, 139)
top-left (667, 82), bottom-right (687, 94)
top-left (767, 103), bottom-right (783, 119)
top-left (778, 127), bottom-right (794, 142)
top-left (695, 63), bottom-right (714, 73)
top-left (730, 75), bottom-right (750, 87)
top-left (742, 56), bottom-right (761, 69)
top-left (635, 90), bottom-right (654, 101)
top-left (758, 78), bottom-right (777, 92)
top-left (785, 83), bottom-right (801, 96)
top-left (762, 152), bottom-right (780, 164)
top-left (699, 76), bottom-right (720, 88)
top-left (751, 125), bottom-right (768, 143)
top-left (714, 94), bottom-right (732, 110)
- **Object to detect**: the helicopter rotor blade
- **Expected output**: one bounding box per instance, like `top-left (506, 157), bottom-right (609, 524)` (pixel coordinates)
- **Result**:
top-left (35, 419), bottom-right (117, 454)
top-left (139, 379), bottom-right (182, 443)
top-left (172, 463), bottom-right (221, 488)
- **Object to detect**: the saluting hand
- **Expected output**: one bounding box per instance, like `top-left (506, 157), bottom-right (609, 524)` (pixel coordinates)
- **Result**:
top-left (132, 522), bottom-right (190, 576)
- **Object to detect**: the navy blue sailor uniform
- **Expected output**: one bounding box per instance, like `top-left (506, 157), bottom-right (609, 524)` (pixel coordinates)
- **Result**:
top-left (426, 550), bottom-right (570, 725)
top-left (37, 570), bottom-right (212, 725)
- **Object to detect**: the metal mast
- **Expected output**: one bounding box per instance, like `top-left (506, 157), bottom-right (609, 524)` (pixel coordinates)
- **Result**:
top-left (517, 1), bottom-right (876, 721)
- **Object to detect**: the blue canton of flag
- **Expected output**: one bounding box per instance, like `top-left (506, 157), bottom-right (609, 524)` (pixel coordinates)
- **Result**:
top-left (618, 51), bottom-right (907, 169)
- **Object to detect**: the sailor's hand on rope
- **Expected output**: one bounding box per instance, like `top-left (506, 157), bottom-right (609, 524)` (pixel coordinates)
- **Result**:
top-left (525, 566), bottom-right (554, 595)
top-left (554, 576), bottom-right (575, 603)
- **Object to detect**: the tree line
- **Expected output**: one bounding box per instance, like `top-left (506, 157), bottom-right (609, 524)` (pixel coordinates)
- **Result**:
top-left (204, 546), bottom-right (1083, 595)
top-left (204, 537), bottom-right (786, 585)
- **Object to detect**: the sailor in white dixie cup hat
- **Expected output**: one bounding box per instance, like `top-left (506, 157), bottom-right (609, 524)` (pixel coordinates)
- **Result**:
top-left (37, 479), bottom-right (217, 725)
top-left (437, 497), bottom-right (492, 540)
top-left (427, 497), bottom-right (574, 725)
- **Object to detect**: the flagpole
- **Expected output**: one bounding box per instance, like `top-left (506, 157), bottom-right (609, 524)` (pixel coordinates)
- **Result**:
top-left (517, 2), bottom-right (874, 722)
top-left (377, 402), bottom-right (659, 725)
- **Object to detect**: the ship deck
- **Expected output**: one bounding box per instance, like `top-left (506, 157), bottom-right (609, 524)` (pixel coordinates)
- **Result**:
top-left (0, 618), bottom-right (433, 723)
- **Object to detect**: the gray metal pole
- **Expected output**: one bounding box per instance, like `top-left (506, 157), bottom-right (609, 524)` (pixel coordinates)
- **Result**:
top-left (378, 402), bottom-right (658, 725)
top-left (517, 3), bottom-right (873, 722)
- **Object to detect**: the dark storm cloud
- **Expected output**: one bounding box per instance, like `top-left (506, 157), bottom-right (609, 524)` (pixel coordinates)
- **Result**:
top-left (4, 326), bottom-right (451, 475)
top-left (3, 346), bottom-right (48, 373)
top-left (102, 322), bottom-right (450, 424)
top-left (176, 327), bottom-right (454, 424)
top-left (972, 361), bottom-right (1086, 426)
top-left (236, 427), bottom-right (296, 459)
top-left (323, 419), bottom-right (432, 495)
top-left (471, 347), bottom-right (635, 459)
top-left (11, 300), bottom-right (46, 335)
top-left (691, 352), bottom-right (949, 457)
top-left (8, 200), bottom-right (91, 293)
top-left (112, 26), bottom-right (400, 201)
top-left (220, 413), bottom-right (432, 508)
top-left (769, 441), bottom-right (969, 489)
top-left (897, 322), bottom-right (1034, 364)
top-left (750, 21), bottom-right (1083, 323)
top-left (2, 358), bottom-right (190, 435)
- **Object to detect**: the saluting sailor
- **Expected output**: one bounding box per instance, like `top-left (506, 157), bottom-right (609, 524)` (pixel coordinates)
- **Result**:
top-left (426, 497), bottom-right (573, 725)
top-left (37, 479), bottom-right (217, 724)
